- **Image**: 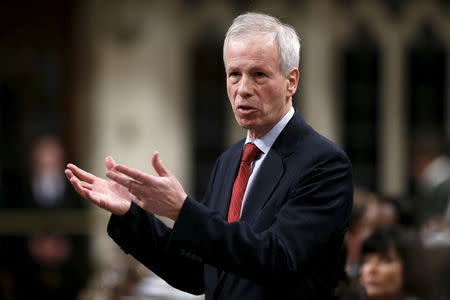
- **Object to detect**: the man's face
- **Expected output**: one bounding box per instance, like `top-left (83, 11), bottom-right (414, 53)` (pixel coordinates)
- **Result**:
top-left (225, 34), bottom-right (298, 139)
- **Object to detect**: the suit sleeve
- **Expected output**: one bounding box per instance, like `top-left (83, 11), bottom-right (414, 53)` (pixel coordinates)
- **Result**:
top-left (167, 149), bottom-right (353, 284)
top-left (107, 203), bottom-right (205, 294)
top-left (106, 156), bottom-right (222, 295)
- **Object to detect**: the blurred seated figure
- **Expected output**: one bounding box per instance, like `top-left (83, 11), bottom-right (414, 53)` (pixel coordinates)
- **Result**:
top-left (22, 134), bottom-right (84, 209)
top-left (7, 135), bottom-right (90, 299)
top-left (346, 188), bottom-right (402, 278)
top-left (359, 227), bottom-right (429, 300)
top-left (16, 233), bottom-right (88, 299)
top-left (363, 195), bottom-right (398, 237)
top-left (422, 209), bottom-right (450, 248)
top-left (411, 132), bottom-right (450, 230)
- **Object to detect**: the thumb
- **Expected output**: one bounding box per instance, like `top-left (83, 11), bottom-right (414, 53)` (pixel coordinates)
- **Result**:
top-left (152, 152), bottom-right (170, 177)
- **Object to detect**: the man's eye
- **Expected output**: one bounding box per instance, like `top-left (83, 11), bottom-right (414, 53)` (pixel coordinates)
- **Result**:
top-left (255, 72), bottom-right (266, 77)
top-left (229, 72), bottom-right (239, 77)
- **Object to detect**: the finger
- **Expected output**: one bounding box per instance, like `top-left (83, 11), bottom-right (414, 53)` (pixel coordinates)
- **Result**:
top-left (65, 169), bottom-right (73, 181)
top-left (128, 180), bottom-right (148, 199)
top-left (114, 164), bottom-right (151, 184)
top-left (104, 156), bottom-right (116, 170)
top-left (106, 170), bottom-right (143, 188)
top-left (152, 152), bottom-right (170, 177)
top-left (68, 174), bottom-right (88, 198)
top-left (128, 180), bottom-right (137, 197)
top-left (106, 170), bottom-right (131, 187)
top-left (67, 163), bottom-right (95, 184)
top-left (80, 181), bottom-right (93, 191)
top-left (66, 169), bottom-right (92, 190)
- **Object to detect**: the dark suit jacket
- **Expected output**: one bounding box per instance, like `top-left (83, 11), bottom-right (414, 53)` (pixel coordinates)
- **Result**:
top-left (107, 112), bottom-right (353, 299)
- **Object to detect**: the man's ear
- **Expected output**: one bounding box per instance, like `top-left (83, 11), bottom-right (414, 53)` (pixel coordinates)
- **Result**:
top-left (287, 68), bottom-right (300, 97)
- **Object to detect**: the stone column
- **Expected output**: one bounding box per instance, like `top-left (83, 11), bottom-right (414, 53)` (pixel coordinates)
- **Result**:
top-left (447, 47), bottom-right (450, 140)
top-left (301, 0), bottom-right (342, 145)
top-left (79, 0), bottom-right (190, 269)
top-left (379, 38), bottom-right (407, 196)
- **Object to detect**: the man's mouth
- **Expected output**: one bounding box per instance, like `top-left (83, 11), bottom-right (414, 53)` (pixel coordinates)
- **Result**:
top-left (237, 105), bottom-right (256, 113)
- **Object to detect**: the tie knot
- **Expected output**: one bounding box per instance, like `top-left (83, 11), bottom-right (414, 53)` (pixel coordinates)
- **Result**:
top-left (242, 143), bottom-right (261, 163)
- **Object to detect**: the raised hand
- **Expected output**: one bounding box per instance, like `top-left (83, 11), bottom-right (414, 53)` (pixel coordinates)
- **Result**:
top-left (105, 152), bottom-right (187, 221)
top-left (65, 156), bottom-right (133, 216)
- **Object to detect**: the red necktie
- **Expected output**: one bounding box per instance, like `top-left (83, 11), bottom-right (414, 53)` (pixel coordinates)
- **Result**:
top-left (227, 143), bottom-right (261, 222)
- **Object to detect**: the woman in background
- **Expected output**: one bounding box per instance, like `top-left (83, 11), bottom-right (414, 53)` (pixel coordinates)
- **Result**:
top-left (359, 227), bottom-right (429, 300)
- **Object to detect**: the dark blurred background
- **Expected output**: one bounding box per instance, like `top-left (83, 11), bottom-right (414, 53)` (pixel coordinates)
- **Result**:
top-left (0, 0), bottom-right (449, 299)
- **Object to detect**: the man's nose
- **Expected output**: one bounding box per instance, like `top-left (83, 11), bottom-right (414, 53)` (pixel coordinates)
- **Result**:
top-left (237, 75), bottom-right (252, 98)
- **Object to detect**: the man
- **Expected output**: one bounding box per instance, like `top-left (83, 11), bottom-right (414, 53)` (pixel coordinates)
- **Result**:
top-left (66, 12), bottom-right (353, 299)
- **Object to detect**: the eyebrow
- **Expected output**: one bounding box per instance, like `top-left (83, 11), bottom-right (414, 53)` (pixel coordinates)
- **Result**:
top-left (226, 64), bottom-right (272, 73)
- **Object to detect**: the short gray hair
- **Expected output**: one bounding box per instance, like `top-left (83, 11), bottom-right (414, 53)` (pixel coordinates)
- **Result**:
top-left (223, 12), bottom-right (301, 76)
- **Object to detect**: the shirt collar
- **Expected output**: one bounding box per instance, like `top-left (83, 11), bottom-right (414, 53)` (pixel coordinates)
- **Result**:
top-left (245, 107), bottom-right (295, 154)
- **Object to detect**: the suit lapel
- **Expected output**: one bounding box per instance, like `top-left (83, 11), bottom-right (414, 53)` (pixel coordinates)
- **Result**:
top-left (240, 150), bottom-right (284, 224)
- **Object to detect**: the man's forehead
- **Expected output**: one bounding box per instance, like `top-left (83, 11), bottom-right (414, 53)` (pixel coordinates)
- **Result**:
top-left (225, 59), bottom-right (274, 71)
top-left (225, 35), bottom-right (279, 67)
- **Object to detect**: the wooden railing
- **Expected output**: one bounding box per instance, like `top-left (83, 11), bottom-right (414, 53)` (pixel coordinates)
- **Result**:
top-left (0, 210), bottom-right (92, 234)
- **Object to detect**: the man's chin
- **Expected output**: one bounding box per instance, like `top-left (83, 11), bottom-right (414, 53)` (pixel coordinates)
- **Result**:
top-left (237, 122), bottom-right (255, 130)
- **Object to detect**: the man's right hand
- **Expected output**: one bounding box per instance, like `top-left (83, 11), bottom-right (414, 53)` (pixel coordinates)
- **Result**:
top-left (65, 156), bottom-right (133, 216)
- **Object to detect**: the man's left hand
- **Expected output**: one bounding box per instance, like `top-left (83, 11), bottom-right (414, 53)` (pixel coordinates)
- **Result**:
top-left (106, 152), bottom-right (187, 221)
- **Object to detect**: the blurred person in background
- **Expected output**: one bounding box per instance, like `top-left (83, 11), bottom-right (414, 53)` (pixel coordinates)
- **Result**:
top-left (359, 227), bottom-right (429, 300)
top-left (9, 134), bottom-right (90, 299)
top-left (411, 131), bottom-right (450, 231)
top-left (345, 188), bottom-right (407, 278)
top-left (362, 194), bottom-right (399, 238)
top-left (66, 12), bottom-right (353, 299)
top-left (411, 133), bottom-right (450, 275)
top-left (23, 134), bottom-right (83, 209)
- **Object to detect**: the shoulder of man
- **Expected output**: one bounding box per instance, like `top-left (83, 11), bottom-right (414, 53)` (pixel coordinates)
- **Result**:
top-left (220, 138), bottom-right (246, 158)
top-left (276, 112), bottom-right (351, 165)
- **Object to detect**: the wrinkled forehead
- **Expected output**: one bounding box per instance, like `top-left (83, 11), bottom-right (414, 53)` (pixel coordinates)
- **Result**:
top-left (224, 39), bottom-right (281, 75)
top-left (224, 33), bottom-right (279, 63)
